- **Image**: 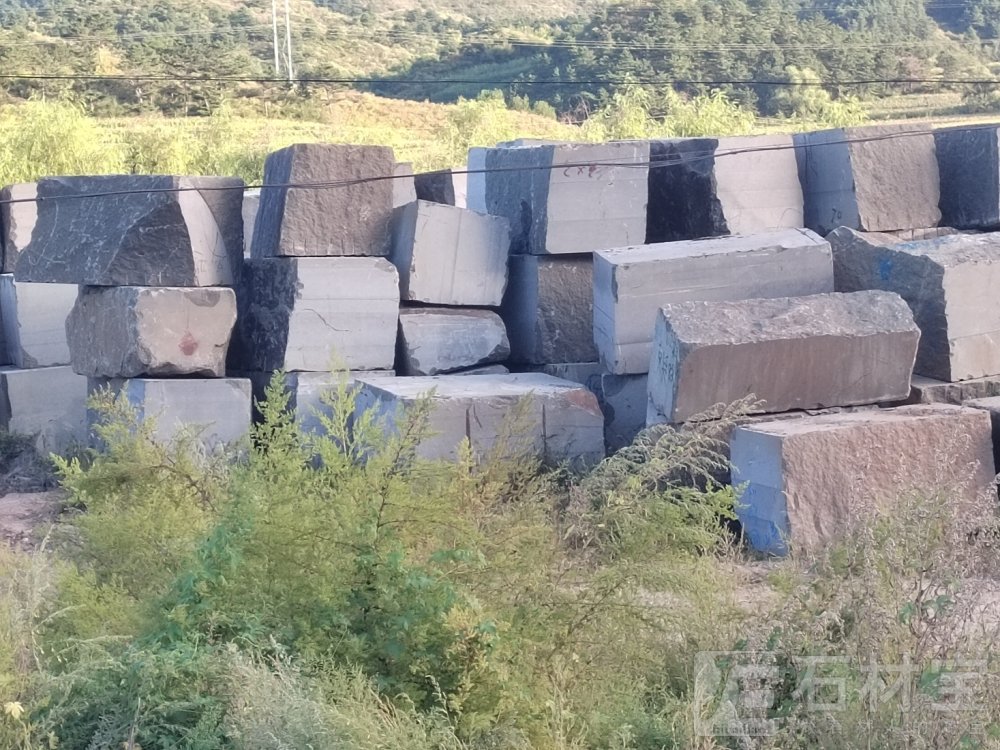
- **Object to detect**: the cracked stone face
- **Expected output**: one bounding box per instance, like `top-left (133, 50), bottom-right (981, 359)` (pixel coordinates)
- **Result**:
top-left (229, 256), bottom-right (400, 372)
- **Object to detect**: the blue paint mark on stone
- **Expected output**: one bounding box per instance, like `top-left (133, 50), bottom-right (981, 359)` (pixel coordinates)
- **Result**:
top-left (878, 257), bottom-right (893, 282)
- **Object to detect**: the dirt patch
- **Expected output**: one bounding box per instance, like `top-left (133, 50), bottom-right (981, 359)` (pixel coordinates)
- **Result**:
top-left (0, 490), bottom-right (65, 549)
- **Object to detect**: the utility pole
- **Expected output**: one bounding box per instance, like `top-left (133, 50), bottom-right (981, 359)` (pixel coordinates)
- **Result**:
top-left (283, 0), bottom-right (295, 83)
top-left (271, 0), bottom-right (281, 76)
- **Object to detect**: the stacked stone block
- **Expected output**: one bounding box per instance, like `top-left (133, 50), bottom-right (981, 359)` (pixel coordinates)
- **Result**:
top-left (795, 124), bottom-right (941, 235)
top-left (389, 198), bottom-right (513, 376)
top-left (7, 174), bottom-right (251, 450)
top-left (233, 144), bottom-right (403, 421)
top-left (646, 135), bottom-right (803, 243)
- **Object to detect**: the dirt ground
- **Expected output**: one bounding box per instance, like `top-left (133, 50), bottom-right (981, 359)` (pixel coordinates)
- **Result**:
top-left (0, 436), bottom-right (65, 549)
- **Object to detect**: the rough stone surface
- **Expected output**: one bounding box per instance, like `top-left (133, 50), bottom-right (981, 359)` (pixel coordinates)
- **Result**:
top-left (795, 124), bottom-right (941, 235)
top-left (902, 374), bottom-right (1000, 405)
top-left (92, 377), bottom-right (252, 447)
top-left (14, 175), bottom-right (244, 286)
top-left (647, 135), bottom-right (803, 243)
top-left (0, 366), bottom-right (87, 454)
top-left (397, 308), bottom-right (509, 376)
top-left (964, 396), bottom-right (1000, 473)
top-left (502, 254), bottom-right (598, 365)
top-left (251, 143), bottom-right (395, 258)
top-left (67, 286), bottom-right (237, 378)
top-left (1, 183), bottom-right (36, 273)
top-left (355, 373), bottom-right (605, 465)
top-left (230, 257), bottom-right (399, 372)
top-left (242, 189), bottom-right (260, 257)
top-left (648, 291), bottom-right (920, 423)
top-left (594, 228), bottom-right (834, 375)
top-left (392, 163), bottom-right (417, 208)
top-left (830, 227), bottom-right (1000, 381)
top-left (485, 142), bottom-right (649, 255)
top-left (391, 200), bottom-right (509, 306)
top-left (414, 168), bottom-right (468, 208)
top-left (0, 275), bottom-right (75, 368)
top-left (732, 405), bottom-right (994, 556)
top-left (935, 125), bottom-right (1000, 230)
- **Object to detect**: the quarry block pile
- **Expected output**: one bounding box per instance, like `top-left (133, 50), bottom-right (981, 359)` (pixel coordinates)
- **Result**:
top-left (6, 123), bottom-right (1000, 553)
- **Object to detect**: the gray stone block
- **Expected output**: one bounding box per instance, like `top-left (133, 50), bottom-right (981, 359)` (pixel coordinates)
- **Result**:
top-left (795, 125), bottom-right (941, 235)
top-left (66, 286), bottom-right (237, 378)
top-left (594, 228), bottom-right (834, 375)
top-left (13, 175), bottom-right (244, 286)
top-left (391, 201), bottom-right (509, 307)
top-left (648, 291), bottom-right (919, 423)
top-left (392, 163), bottom-right (417, 208)
top-left (540, 362), bottom-right (645, 452)
top-left (1, 183), bottom-right (36, 273)
top-left (242, 189), bottom-right (260, 257)
top-left (355, 373), bottom-right (605, 466)
top-left (935, 125), bottom-right (1000, 230)
top-left (830, 227), bottom-right (1000, 381)
top-left (414, 168), bottom-right (467, 208)
top-left (485, 142), bottom-right (649, 255)
top-left (92, 377), bottom-right (252, 448)
top-left (647, 135), bottom-right (803, 243)
top-left (0, 275), bottom-right (75, 368)
top-left (397, 308), bottom-right (509, 376)
top-left (0, 366), bottom-right (87, 455)
top-left (251, 143), bottom-right (395, 258)
top-left (732, 405), bottom-right (994, 556)
top-left (230, 257), bottom-right (399, 373)
top-left (502, 254), bottom-right (597, 365)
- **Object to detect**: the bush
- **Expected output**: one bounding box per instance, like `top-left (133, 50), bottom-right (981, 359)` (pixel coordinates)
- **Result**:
top-left (19, 373), bottom-right (746, 749)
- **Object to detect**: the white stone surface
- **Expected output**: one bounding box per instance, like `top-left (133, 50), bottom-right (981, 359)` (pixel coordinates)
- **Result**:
top-left (0, 274), bottom-right (76, 368)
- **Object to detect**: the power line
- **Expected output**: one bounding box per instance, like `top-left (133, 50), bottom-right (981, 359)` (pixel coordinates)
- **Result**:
top-left (0, 122), bottom-right (990, 208)
top-left (0, 71), bottom-right (996, 87)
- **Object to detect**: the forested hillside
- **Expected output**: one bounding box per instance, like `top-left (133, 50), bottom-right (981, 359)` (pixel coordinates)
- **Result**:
top-left (0, 0), bottom-right (998, 117)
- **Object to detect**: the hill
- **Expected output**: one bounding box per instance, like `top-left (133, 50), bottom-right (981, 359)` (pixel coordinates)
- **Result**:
top-left (0, 0), bottom-right (998, 118)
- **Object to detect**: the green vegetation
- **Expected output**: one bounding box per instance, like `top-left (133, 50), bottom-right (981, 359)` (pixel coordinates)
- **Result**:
top-left (1, 0), bottom-right (999, 122)
top-left (0, 376), bottom-right (997, 749)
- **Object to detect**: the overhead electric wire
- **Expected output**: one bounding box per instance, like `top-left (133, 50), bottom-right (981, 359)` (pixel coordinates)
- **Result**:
top-left (0, 122), bottom-right (990, 208)
top-left (0, 71), bottom-right (997, 86)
